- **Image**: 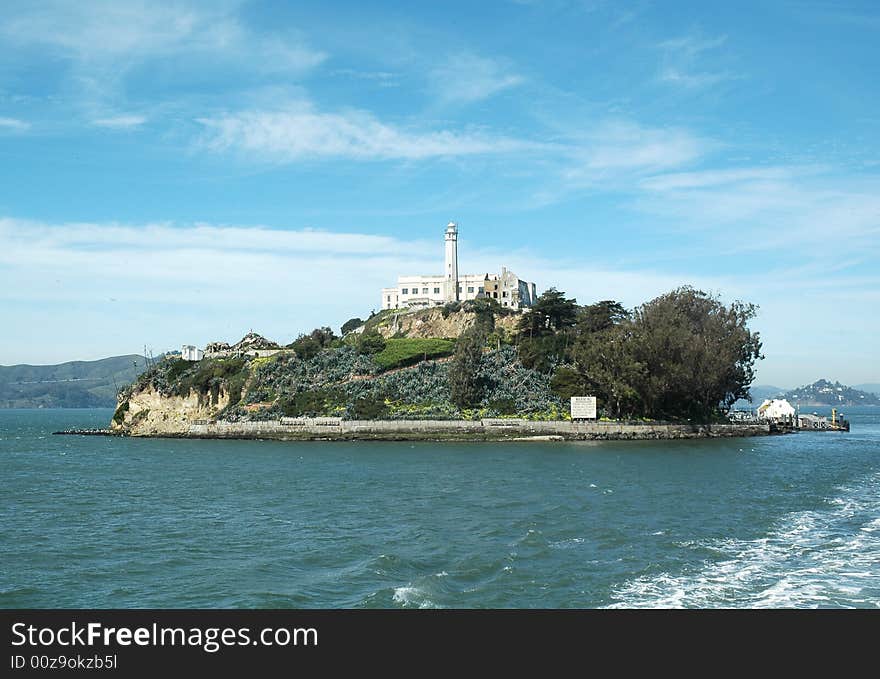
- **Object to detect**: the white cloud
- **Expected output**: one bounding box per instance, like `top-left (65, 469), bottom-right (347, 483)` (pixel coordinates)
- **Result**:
top-left (657, 33), bottom-right (737, 89)
top-left (1, 1), bottom-right (324, 70)
top-left (0, 117), bottom-right (30, 132)
top-left (197, 102), bottom-right (535, 161)
top-left (555, 121), bottom-right (713, 191)
top-left (429, 53), bottom-right (524, 103)
top-left (634, 165), bottom-right (880, 258)
top-left (658, 67), bottom-right (733, 89)
top-left (0, 1), bottom-right (326, 124)
top-left (93, 115), bottom-right (147, 129)
top-left (641, 166), bottom-right (800, 191)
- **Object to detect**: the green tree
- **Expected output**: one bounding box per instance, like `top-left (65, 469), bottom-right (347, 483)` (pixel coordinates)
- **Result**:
top-left (449, 327), bottom-right (486, 408)
top-left (341, 317), bottom-right (364, 335)
top-left (310, 327), bottom-right (336, 347)
top-left (630, 287), bottom-right (762, 420)
top-left (570, 323), bottom-right (645, 418)
top-left (288, 335), bottom-right (321, 360)
top-left (577, 300), bottom-right (629, 334)
top-left (518, 288), bottom-right (579, 337)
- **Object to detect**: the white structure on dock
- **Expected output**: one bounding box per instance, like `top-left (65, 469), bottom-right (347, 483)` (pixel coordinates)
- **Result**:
top-left (380, 222), bottom-right (537, 311)
top-left (757, 399), bottom-right (796, 420)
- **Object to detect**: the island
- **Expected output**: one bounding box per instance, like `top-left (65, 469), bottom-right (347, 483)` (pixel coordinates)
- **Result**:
top-left (108, 285), bottom-right (774, 441)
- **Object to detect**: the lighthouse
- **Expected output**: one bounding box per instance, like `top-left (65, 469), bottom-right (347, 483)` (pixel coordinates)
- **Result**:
top-left (444, 221), bottom-right (459, 302)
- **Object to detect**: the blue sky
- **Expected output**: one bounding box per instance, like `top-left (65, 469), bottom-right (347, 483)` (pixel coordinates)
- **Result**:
top-left (0, 0), bottom-right (878, 387)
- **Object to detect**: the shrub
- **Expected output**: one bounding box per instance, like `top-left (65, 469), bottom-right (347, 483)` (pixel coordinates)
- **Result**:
top-left (357, 331), bottom-right (387, 355)
top-left (288, 335), bottom-right (321, 360)
top-left (441, 301), bottom-right (462, 318)
top-left (348, 396), bottom-right (390, 419)
top-left (280, 387), bottom-right (346, 417)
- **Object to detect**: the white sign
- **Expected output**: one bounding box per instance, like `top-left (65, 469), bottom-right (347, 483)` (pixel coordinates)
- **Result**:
top-left (571, 396), bottom-right (597, 419)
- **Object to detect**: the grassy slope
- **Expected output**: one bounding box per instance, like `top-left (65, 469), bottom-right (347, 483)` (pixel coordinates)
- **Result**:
top-left (373, 338), bottom-right (455, 370)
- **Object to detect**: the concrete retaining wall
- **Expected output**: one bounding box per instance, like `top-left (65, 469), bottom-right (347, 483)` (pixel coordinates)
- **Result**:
top-left (176, 418), bottom-right (772, 441)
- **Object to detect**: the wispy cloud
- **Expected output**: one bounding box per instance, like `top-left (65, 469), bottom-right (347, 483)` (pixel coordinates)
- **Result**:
top-left (92, 115), bottom-right (147, 129)
top-left (547, 121), bottom-right (714, 196)
top-left (0, 117), bottom-right (30, 132)
top-left (1, 1), bottom-right (324, 69)
top-left (197, 102), bottom-right (536, 161)
top-left (0, 1), bottom-right (326, 124)
top-left (636, 165), bottom-right (880, 256)
top-left (657, 33), bottom-right (738, 89)
top-left (429, 53), bottom-right (524, 103)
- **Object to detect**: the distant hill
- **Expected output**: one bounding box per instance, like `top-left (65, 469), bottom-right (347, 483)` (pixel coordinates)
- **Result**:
top-left (854, 383), bottom-right (880, 397)
top-left (0, 355), bottom-right (148, 408)
top-left (732, 384), bottom-right (785, 408)
top-left (780, 379), bottom-right (880, 406)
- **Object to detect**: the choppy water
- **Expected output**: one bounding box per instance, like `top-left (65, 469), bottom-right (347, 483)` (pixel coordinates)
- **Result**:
top-left (2, 408), bottom-right (879, 608)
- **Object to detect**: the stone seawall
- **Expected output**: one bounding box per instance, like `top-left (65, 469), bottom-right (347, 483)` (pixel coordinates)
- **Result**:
top-left (137, 418), bottom-right (772, 441)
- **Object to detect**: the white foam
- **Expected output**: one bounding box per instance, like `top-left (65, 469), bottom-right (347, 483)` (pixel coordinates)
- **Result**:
top-left (392, 585), bottom-right (437, 609)
top-left (607, 471), bottom-right (880, 608)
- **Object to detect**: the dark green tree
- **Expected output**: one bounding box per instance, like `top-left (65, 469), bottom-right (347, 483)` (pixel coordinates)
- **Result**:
top-left (577, 300), bottom-right (629, 334)
top-left (449, 327), bottom-right (486, 408)
top-left (310, 327), bottom-right (336, 347)
top-left (630, 287), bottom-right (763, 420)
top-left (288, 335), bottom-right (321, 360)
top-left (341, 317), bottom-right (364, 335)
top-left (518, 288), bottom-right (579, 337)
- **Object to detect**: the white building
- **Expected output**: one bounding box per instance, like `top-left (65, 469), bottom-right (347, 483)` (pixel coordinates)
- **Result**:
top-left (381, 222), bottom-right (537, 311)
top-left (181, 344), bottom-right (204, 361)
top-left (757, 399), bottom-right (796, 420)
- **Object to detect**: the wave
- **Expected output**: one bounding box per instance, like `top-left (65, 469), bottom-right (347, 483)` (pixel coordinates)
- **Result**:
top-left (607, 471), bottom-right (880, 608)
top-left (392, 585), bottom-right (438, 609)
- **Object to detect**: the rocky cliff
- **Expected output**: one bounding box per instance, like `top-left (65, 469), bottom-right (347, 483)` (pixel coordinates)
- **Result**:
top-left (111, 384), bottom-right (231, 435)
top-left (368, 305), bottom-right (519, 340)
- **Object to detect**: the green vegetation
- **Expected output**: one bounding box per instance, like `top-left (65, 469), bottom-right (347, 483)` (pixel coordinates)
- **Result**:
top-left (527, 287), bottom-right (764, 421)
top-left (111, 399), bottom-right (129, 424)
top-left (449, 327), bottom-right (486, 408)
top-left (341, 317), bottom-right (364, 335)
top-left (356, 331), bottom-right (387, 355)
top-left (287, 327), bottom-right (337, 359)
top-left (170, 357), bottom-right (248, 397)
top-left (373, 338), bottom-right (455, 371)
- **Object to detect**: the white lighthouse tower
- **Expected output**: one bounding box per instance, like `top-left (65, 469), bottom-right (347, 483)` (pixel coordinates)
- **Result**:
top-left (444, 221), bottom-right (459, 302)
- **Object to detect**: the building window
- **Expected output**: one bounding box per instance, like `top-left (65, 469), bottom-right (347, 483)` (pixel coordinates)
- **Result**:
top-left (402, 288), bottom-right (408, 294)
top-left (434, 287), bottom-right (440, 294)
top-left (493, 292), bottom-right (498, 298)
top-left (502, 291), bottom-right (508, 298)
top-left (458, 286), bottom-right (462, 293)
top-left (467, 286), bottom-right (474, 293)
top-left (478, 286), bottom-right (483, 293)
top-left (503, 302), bottom-right (508, 306)
top-left (387, 296), bottom-right (390, 302)
top-left (422, 288), bottom-right (429, 294)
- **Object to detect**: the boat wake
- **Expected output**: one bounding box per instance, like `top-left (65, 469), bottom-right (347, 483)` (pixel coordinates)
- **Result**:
top-left (606, 471), bottom-right (880, 608)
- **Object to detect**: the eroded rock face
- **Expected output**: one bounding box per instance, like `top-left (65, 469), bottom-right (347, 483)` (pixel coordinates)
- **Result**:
top-left (111, 385), bottom-right (230, 436)
top-left (374, 307), bottom-right (519, 339)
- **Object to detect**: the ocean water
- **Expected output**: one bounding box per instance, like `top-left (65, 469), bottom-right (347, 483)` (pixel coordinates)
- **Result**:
top-left (1, 407), bottom-right (878, 609)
